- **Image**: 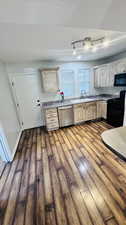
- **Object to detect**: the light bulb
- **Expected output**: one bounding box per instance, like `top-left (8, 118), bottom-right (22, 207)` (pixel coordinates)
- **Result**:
top-left (92, 46), bottom-right (98, 52)
top-left (84, 44), bottom-right (90, 51)
top-left (73, 49), bottom-right (76, 55)
top-left (103, 39), bottom-right (110, 47)
top-left (77, 55), bottom-right (81, 60)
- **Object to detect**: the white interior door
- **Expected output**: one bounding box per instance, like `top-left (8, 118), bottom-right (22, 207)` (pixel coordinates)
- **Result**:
top-left (0, 123), bottom-right (11, 162)
top-left (13, 74), bottom-right (42, 130)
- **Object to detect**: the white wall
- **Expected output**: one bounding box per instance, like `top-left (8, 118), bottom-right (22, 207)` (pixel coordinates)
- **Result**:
top-left (0, 61), bottom-right (21, 157)
top-left (7, 59), bottom-right (126, 130)
top-left (7, 60), bottom-right (106, 103)
top-left (7, 58), bottom-right (126, 104)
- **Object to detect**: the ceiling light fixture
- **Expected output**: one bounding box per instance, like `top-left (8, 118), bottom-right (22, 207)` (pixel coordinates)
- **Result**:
top-left (71, 36), bottom-right (107, 54)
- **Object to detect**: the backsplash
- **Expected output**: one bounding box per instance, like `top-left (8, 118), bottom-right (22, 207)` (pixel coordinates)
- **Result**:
top-left (95, 87), bottom-right (126, 96)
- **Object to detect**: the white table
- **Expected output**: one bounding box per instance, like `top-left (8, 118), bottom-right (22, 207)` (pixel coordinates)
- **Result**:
top-left (101, 126), bottom-right (126, 159)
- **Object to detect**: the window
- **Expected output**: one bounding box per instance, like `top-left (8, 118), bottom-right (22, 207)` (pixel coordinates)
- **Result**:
top-left (59, 68), bottom-right (90, 98)
top-left (78, 69), bottom-right (90, 95)
top-left (59, 70), bottom-right (75, 97)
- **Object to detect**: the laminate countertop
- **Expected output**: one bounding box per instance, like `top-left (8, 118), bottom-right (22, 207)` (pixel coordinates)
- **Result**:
top-left (42, 94), bottom-right (118, 109)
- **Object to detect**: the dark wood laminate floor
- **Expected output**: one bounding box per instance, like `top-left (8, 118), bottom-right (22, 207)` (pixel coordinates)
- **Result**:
top-left (0, 160), bottom-right (6, 178)
top-left (0, 121), bottom-right (126, 225)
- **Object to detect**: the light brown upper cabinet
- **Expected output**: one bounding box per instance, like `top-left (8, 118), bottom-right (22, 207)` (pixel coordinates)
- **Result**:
top-left (40, 68), bottom-right (59, 93)
top-left (94, 65), bottom-right (111, 88)
top-left (116, 60), bottom-right (126, 73)
top-left (94, 59), bottom-right (126, 88)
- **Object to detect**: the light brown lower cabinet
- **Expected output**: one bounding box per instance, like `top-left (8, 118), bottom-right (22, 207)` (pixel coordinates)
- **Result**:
top-left (73, 101), bottom-right (107, 125)
top-left (74, 101), bottom-right (97, 124)
top-left (97, 101), bottom-right (107, 119)
top-left (45, 108), bottom-right (59, 131)
top-left (97, 101), bottom-right (102, 118)
top-left (73, 104), bottom-right (85, 124)
top-left (101, 101), bottom-right (107, 119)
top-left (85, 102), bottom-right (97, 121)
top-left (45, 100), bottom-right (107, 131)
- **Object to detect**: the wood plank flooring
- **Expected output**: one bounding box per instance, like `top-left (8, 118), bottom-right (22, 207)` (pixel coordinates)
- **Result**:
top-left (0, 160), bottom-right (6, 177)
top-left (1, 121), bottom-right (126, 225)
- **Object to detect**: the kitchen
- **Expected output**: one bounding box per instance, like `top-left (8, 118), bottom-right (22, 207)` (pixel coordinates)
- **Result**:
top-left (1, 1), bottom-right (126, 224)
top-left (42, 58), bottom-right (126, 131)
top-left (8, 57), bottom-right (126, 132)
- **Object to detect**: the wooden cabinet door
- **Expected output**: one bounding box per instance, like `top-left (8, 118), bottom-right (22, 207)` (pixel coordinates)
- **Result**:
top-left (85, 102), bottom-right (97, 121)
top-left (100, 65), bottom-right (111, 87)
top-left (101, 101), bottom-right (107, 119)
top-left (73, 104), bottom-right (84, 124)
top-left (100, 66), bottom-right (106, 87)
top-left (40, 68), bottom-right (59, 93)
top-left (97, 101), bottom-right (107, 119)
top-left (116, 60), bottom-right (126, 73)
top-left (94, 67), bottom-right (101, 88)
top-left (109, 63), bottom-right (117, 87)
top-left (97, 101), bottom-right (102, 118)
top-left (94, 65), bottom-right (109, 88)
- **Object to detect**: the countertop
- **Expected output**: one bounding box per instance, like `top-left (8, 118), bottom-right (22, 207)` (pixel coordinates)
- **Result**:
top-left (101, 126), bottom-right (126, 159)
top-left (42, 94), bottom-right (118, 109)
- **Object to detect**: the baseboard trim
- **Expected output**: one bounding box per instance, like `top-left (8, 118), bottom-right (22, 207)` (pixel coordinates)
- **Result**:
top-left (10, 129), bottom-right (22, 161)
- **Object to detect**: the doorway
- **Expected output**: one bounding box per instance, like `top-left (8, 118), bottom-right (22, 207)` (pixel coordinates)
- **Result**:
top-left (9, 73), bottom-right (43, 130)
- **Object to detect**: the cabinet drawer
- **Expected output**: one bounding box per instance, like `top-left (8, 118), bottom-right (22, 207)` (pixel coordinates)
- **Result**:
top-left (73, 104), bottom-right (83, 108)
top-left (46, 117), bottom-right (58, 124)
top-left (46, 112), bottom-right (57, 118)
top-left (45, 107), bottom-right (59, 131)
top-left (47, 122), bottom-right (59, 130)
top-left (46, 108), bottom-right (57, 115)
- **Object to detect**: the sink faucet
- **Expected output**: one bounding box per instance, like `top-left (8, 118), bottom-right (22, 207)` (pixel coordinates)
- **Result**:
top-left (80, 90), bottom-right (87, 98)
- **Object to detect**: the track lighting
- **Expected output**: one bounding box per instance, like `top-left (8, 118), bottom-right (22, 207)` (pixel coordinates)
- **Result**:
top-left (72, 36), bottom-right (106, 54)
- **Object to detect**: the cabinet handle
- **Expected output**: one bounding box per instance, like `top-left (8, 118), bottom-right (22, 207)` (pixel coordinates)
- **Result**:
top-left (58, 106), bottom-right (72, 110)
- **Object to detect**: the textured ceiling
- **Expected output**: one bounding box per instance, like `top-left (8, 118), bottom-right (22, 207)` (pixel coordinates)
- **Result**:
top-left (0, 0), bottom-right (126, 62)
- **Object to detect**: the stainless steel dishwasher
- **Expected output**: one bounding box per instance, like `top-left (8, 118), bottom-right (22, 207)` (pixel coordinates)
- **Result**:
top-left (58, 105), bottom-right (73, 127)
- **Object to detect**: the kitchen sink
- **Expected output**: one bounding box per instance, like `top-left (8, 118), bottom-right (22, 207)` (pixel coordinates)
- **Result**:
top-left (70, 98), bottom-right (96, 104)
